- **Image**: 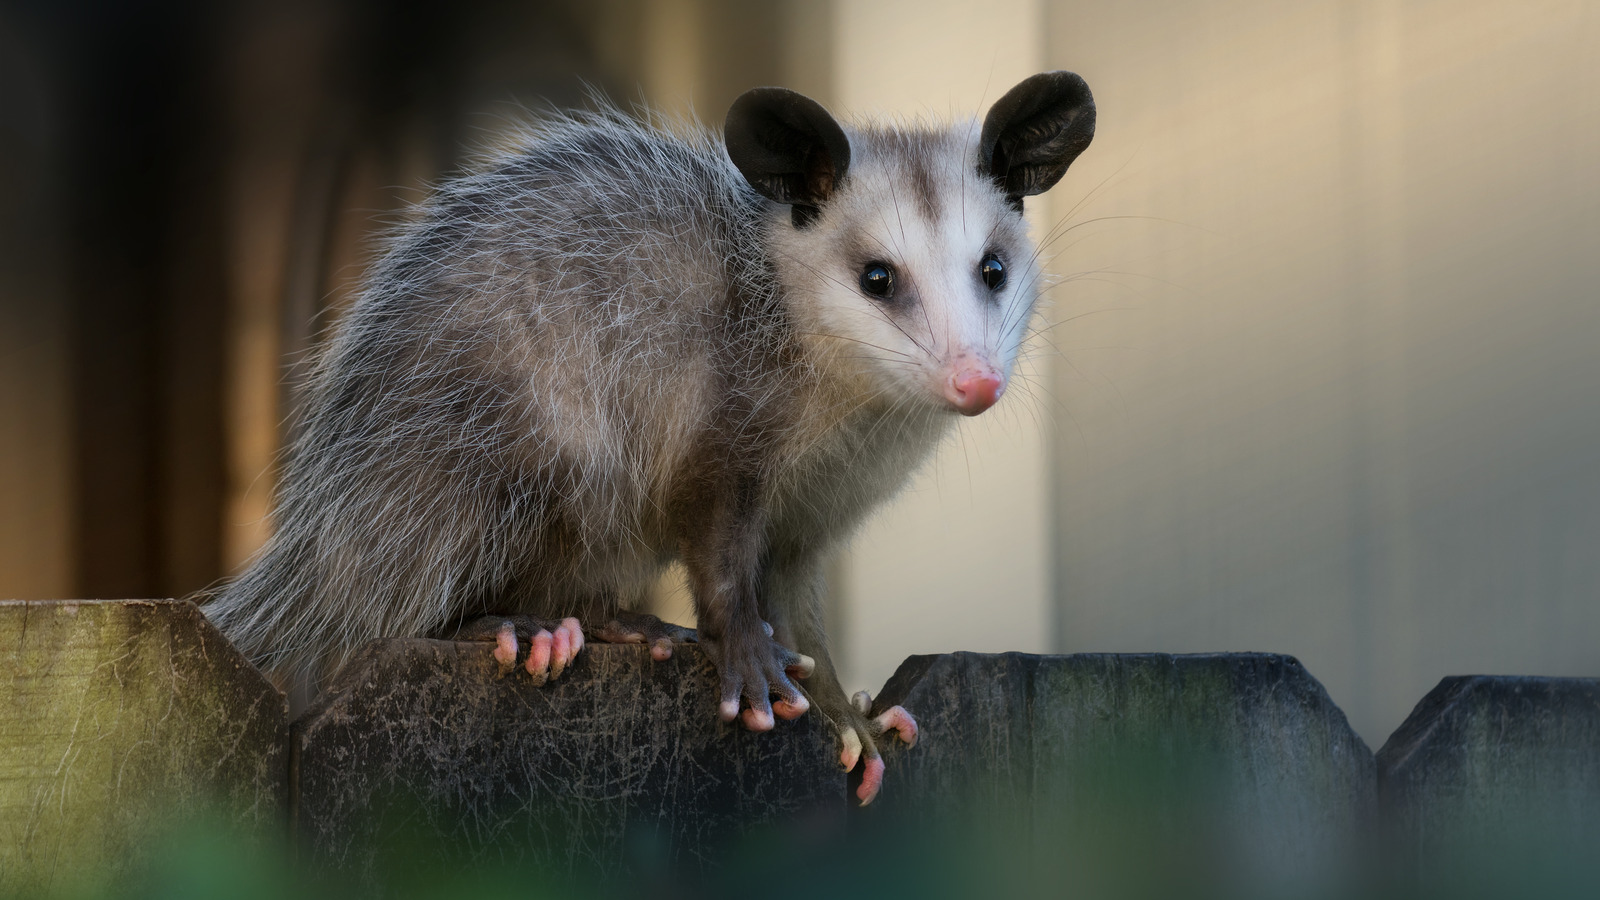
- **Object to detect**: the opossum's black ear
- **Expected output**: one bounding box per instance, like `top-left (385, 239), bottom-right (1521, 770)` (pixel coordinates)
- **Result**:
top-left (980, 71), bottom-right (1095, 211)
top-left (726, 87), bottom-right (851, 228)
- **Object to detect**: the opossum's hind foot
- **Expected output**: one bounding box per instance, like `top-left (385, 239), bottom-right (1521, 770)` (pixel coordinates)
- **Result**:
top-left (852, 691), bottom-right (919, 748)
top-left (833, 717), bottom-right (886, 806)
top-left (591, 611), bottom-right (697, 662)
top-left (453, 615), bottom-right (585, 686)
top-left (834, 691), bottom-right (918, 807)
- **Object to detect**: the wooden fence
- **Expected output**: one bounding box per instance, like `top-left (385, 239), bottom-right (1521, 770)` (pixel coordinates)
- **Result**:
top-left (2, 600), bottom-right (1595, 897)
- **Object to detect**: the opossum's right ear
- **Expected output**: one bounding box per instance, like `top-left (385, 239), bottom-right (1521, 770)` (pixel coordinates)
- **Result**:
top-left (725, 88), bottom-right (851, 229)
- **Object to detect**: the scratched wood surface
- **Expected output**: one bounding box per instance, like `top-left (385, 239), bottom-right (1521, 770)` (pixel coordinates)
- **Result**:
top-left (294, 639), bottom-right (845, 885)
top-left (0, 600), bottom-right (288, 897)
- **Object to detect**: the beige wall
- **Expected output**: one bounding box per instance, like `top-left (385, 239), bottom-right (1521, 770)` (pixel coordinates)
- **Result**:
top-left (1042, 0), bottom-right (1600, 744)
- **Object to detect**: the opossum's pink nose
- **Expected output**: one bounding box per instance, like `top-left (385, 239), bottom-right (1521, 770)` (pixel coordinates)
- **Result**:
top-left (945, 364), bottom-right (1005, 416)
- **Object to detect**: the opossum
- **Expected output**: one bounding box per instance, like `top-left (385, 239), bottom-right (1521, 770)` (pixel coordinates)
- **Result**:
top-left (203, 71), bottom-right (1094, 805)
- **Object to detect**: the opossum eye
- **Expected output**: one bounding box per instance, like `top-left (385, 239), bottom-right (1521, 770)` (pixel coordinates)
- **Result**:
top-left (859, 262), bottom-right (895, 299)
top-left (980, 255), bottom-right (1006, 290)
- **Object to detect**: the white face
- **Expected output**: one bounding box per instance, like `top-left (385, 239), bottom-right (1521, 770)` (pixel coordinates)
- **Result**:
top-left (771, 126), bottom-right (1040, 417)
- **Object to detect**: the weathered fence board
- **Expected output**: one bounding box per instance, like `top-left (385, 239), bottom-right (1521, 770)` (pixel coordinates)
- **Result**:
top-left (1377, 675), bottom-right (1600, 898)
top-left (293, 639), bottom-right (844, 883)
top-left (0, 600), bottom-right (288, 897)
top-left (865, 652), bottom-right (1376, 898)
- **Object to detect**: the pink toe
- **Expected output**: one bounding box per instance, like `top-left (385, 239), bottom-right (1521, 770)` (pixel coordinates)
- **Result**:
top-left (492, 624), bottom-right (518, 668)
top-left (718, 699), bottom-right (740, 722)
top-left (856, 757), bottom-right (885, 806)
top-left (526, 629), bottom-right (553, 680)
top-left (550, 628), bottom-right (571, 677)
top-left (741, 707), bottom-right (776, 732)
top-left (650, 639), bottom-right (672, 661)
top-left (563, 618), bottom-right (585, 654)
top-left (876, 705), bottom-right (919, 747)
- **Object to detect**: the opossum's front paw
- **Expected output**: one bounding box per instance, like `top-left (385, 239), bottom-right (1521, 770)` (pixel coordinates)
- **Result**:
top-left (699, 623), bottom-right (815, 732)
top-left (454, 615), bottom-right (585, 686)
top-left (832, 691), bottom-right (919, 806)
top-left (591, 611), bottom-right (697, 661)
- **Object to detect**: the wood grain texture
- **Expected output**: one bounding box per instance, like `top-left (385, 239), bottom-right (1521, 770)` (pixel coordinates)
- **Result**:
top-left (0, 600), bottom-right (288, 896)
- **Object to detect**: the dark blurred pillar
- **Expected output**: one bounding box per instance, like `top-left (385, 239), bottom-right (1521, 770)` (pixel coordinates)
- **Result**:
top-left (42, 0), bottom-right (228, 598)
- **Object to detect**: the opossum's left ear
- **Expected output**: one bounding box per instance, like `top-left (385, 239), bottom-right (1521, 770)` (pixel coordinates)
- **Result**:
top-left (726, 87), bottom-right (851, 228)
top-left (980, 71), bottom-right (1096, 211)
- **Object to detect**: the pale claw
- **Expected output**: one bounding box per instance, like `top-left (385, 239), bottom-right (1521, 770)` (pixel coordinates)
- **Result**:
top-left (851, 690), bottom-right (872, 714)
top-left (840, 726), bottom-right (863, 772)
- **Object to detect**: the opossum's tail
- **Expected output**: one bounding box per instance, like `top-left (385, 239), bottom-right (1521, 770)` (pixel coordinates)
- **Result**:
top-left (196, 448), bottom-right (536, 695)
top-left (197, 524), bottom-right (330, 691)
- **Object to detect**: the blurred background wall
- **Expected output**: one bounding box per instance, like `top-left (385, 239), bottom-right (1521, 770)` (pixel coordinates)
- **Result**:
top-left (1041, 0), bottom-right (1600, 745)
top-left (1, 0), bottom-right (1595, 746)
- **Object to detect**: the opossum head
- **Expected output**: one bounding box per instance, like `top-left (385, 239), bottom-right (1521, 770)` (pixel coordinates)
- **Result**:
top-left (727, 72), bottom-right (1095, 416)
